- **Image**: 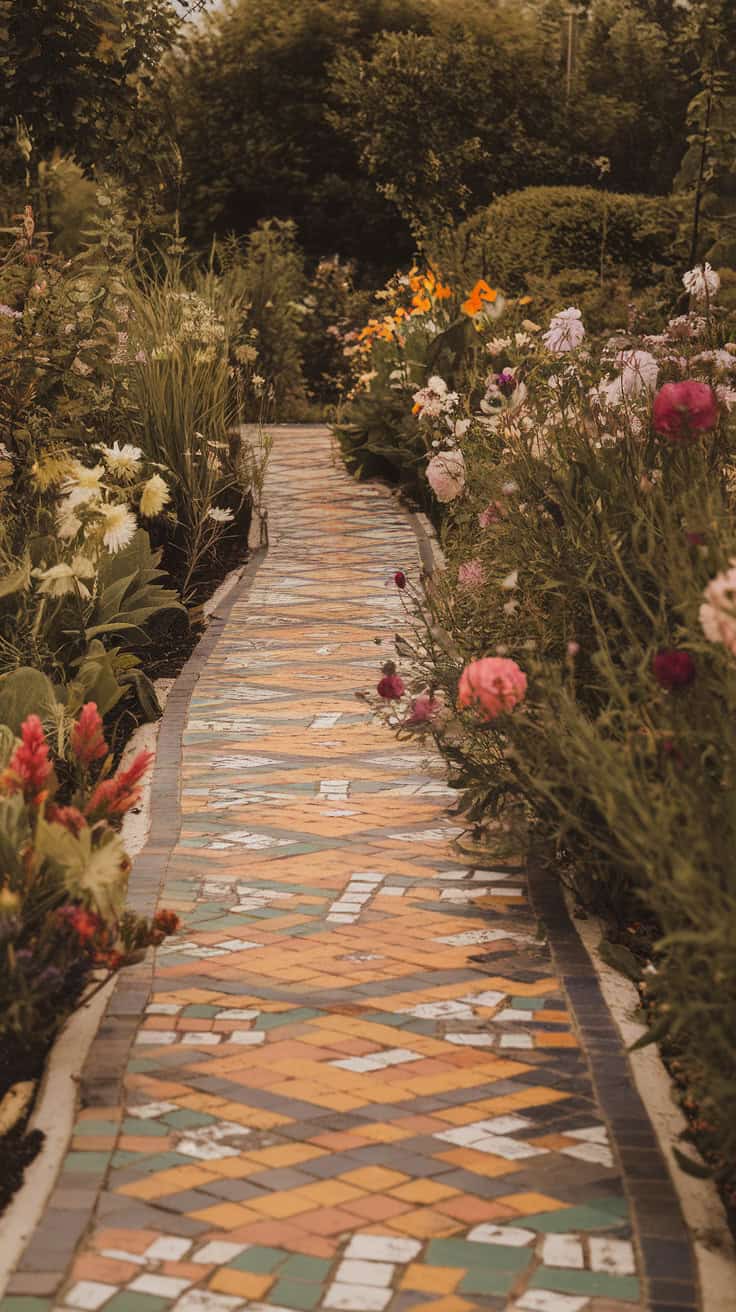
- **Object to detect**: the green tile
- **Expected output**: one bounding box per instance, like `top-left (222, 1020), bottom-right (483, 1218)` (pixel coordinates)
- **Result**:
top-left (163, 1109), bottom-right (216, 1129)
top-left (257, 1009), bottom-right (319, 1030)
top-left (127, 1058), bottom-right (158, 1072)
top-left (278, 1256), bottom-right (332, 1282)
top-left (518, 1205), bottom-right (626, 1233)
top-left (459, 1268), bottom-right (518, 1296)
top-left (62, 1151), bottom-right (111, 1172)
top-left (511, 996), bottom-right (539, 1010)
top-left (459, 1244), bottom-right (531, 1272)
top-left (230, 1246), bottom-right (286, 1273)
top-left (530, 1269), bottom-right (640, 1301)
top-left (270, 1281), bottom-right (321, 1310)
top-left (105, 1295), bottom-right (169, 1312)
top-left (426, 1239), bottom-right (495, 1268)
top-left (73, 1120), bottom-right (120, 1136)
top-left (121, 1118), bottom-right (169, 1137)
top-left (182, 1004), bottom-right (220, 1017)
top-left (0, 1299), bottom-right (51, 1312)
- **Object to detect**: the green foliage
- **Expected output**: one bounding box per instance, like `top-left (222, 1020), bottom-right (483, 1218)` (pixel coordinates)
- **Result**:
top-left (438, 187), bottom-right (686, 295)
top-left (160, 0), bottom-right (423, 271)
top-left (0, 668), bottom-right (60, 737)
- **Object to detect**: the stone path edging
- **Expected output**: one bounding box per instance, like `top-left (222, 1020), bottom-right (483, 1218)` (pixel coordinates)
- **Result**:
top-left (0, 550), bottom-right (267, 1299)
top-left (569, 896), bottom-right (735, 1312)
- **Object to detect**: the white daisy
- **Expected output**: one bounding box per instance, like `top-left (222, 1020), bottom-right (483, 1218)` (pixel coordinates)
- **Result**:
top-left (99, 503), bottom-right (137, 553)
top-left (63, 462), bottom-right (104, 508)
top-left (100, 442), bottom-right (143, 481)
top-left (207, 507), bottom-right (235, 524)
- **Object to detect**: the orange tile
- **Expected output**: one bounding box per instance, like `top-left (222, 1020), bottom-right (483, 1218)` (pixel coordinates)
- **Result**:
top-left (248, 1192), bottom-right (314, 1219)
top-left (437, 1196), bottom-right (513, 1224)
top-left (294, 1207), bottom-right (363, 1236)
top-left (209, 1271), bottom-right (274, 1300)
top-left (409, 1298), bottom-right (474, 1312)
top-left (341, 1166), bottom-right (409, 1192)
top-left (390, 1180), bottom-right (459, 1205)
top-left (298, 1181), bottom-right (365, 1207)
top-left (188, 1202), bottom-right (263, 1229)
top-left (244, 1144), bottom-right (325, 1168)
top-left (71, 1256), bottom-right (141, 1284)
top-left (344, 1195), bottom-right (413, 1222)
top-left (118, 1165), bottom-right (218, 1200)
top-left (389, 1209), bottom-right (462, 1239)
top-left (500, 1191), bottom-right (570, 1214)
top-left (402, 1264), bottom-right (463, 1294)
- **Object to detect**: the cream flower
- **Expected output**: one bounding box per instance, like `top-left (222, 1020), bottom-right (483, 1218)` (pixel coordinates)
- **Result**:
top-left (63, 463), bottom-right (104, 508)
top-left (57, 497), bottom-right (83, 540)
top-left (139, 474), bottom-right (170, 518)
top-left (683, 263), bottom-right (720, 302)
top-left (99, 503), bottom-right (137, 553)
top-left (543, 307), bottom-right (585, 353)
top-left (425, 449), bottom-right (466, 503)
top-left (207, 506), bottom-right (235, 524)
top-left (35, 554), bottom-right (95, 599)
top-left (101, 442), bottom-right (142, 481)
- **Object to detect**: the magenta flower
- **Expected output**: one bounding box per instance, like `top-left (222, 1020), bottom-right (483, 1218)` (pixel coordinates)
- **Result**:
top-left (653, 381), bottom-right (718, 443)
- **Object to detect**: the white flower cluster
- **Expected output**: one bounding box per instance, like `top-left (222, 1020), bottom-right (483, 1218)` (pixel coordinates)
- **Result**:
top-left (412, 375), bottom-right (459, 420)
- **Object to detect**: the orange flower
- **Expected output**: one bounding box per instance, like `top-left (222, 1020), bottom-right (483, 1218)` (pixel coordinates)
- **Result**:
top-left (435, 282), bottom-right (452, 300)
top-left (411, 292), bottom-right (432, 314)
top-left (462, 280), bottom-right (498, 317)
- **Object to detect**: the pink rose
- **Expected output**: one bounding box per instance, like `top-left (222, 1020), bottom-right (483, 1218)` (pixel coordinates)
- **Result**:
top-left (426, 449), bottom-right (466, 502)
top-left (458, 657), bottom-right (527, 721)
top-left (653, 381), bottom-right (718, 443)
top-left (458, 559), bottom-right (486, 589)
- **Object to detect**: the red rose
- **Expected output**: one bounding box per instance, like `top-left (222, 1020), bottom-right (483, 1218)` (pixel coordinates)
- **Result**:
top-left (653, 381), bottom-right (718, 443)
top-left (652, 649), bottom-right (695, 690)
top-left (394, 571), bottom-right (407, 589)
top-left (377, 674), bottom-right (405, 700)
top-left (153, 909), bottom-right (180, 937)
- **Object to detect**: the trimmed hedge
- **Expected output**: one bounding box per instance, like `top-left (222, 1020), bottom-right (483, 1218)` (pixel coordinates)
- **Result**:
top-left (439, 186), bottom-right (686, 293)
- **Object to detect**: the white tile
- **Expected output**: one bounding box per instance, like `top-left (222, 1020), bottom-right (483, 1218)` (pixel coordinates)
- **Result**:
top-left (216, 938), bottom-right (259, 951)
top-left (350, 872), bottom-right (385, 882)
top-left (100, 1250), bottom-right (146, 1266)
top-left (335, 1260), bottom-right (394, 1287)
top-left (127, 1101), bottom-right (178, 1119)
top-left (172, 1293), bottom-right (244, 1312)
top-left (567, 1126), bottom-right (608, 1144)
top-left (445, 1032), bottom-right (494, 1047)
top-left (130, 1276), bottom-right (192, 1298)
top-left (542, 1235), bottom-right (585, 1268)
top-left (135, 1030), bottom-right (177, 1045)
top-left (441, 887), bottom-right (490, 901)
top-left (323, 1284), bottom-right (391, 1312)
top-left (500, 1033), bottom-right (534, 1049)
top-left (515, 1293), bottom-right (590, 1312)
top-left (145, 1237), bottom-right (193, 1261)
top-left (344, 1236), bottom-right (421, 1263)
top-left (146, 1003), bottom-right (182, 1015)
top-left (64, 1284), bottom-right (117, 1310)
top-left (327, 913), bottom-right (357, 923)
top-left (181, 1032), bottom-right (222, 1046)
top-left (468, 1223), bottom-right (535, 1246)
top-left (495, 1008), bottom-right (535, 1023)
top-left (588, 1237), bottom-right (635, 1275)
top-left (378, 887), bottom-right (405, 896)
top-left (192, 1242), bottom-right (249, 1264)
top-left (460, 990), bottom-right (506, 1008)
top-left (474, 1116), bottom-right (531, 1135)
top-left (473, 1134), bottom-right (548, 1160)
top-left (562, 1142), bottom-right (614, 1168)
top-left (228, 1030), bottom-right (265, 1045)
top-left (177, 1139), bottom-right (240, 1160)
top-left (216, 1009), bottom-right (260, 1021)
top-left (437, 930), bottom-right (509, 946)
top-left (402, 1001), bottom-right (474, 1020)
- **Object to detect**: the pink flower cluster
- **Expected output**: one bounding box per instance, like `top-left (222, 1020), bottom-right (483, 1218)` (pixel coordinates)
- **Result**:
top-left (700, 561), bottom-right (736, 656)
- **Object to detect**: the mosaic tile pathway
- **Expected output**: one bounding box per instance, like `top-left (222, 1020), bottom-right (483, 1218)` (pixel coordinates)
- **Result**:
top-left (3, 428), bottom-right (698, 1312)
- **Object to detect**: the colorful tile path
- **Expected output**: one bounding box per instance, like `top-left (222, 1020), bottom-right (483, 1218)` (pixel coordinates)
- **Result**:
top-left (3, 428), bottom-right (698, 1312)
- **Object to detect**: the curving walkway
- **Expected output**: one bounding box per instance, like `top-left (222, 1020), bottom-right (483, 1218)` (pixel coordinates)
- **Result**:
top-left (3, 429), bottom-right (697, 1312)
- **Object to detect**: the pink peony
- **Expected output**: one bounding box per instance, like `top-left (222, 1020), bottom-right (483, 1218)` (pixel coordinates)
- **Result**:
top-left (426, 449), bottom-right (466, 503)
top-left (652, 381), bottom-right (718, 442)
top-left (458, 559), bottom-right (486, 589)
top-left (458, 657), bottom-right (527, 721)
top-left (478, 501), bottom-right (505, 528)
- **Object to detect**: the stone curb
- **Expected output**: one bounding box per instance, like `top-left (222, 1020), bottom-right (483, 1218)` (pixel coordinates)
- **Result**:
top-left (570, 896), bottom-right (736, 1312)
top-left (0, 547), bottom-right (267, 1299)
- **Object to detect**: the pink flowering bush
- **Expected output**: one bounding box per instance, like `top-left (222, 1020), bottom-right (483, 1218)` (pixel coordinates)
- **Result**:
top-left (361, 262), bottom-right (736, 1211)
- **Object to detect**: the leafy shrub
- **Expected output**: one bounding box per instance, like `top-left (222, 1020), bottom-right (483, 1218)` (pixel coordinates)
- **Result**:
top-left (435, 187), bottom-right (687, 295)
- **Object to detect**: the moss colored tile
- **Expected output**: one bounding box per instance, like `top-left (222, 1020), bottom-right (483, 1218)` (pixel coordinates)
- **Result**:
top-left (278, 1256), bottom-right (332, 1283)
top-left (459, 1268), bottom-right (517, 1296)
top-left (230, 1246), bottom-right (286, 1274)
top-left (530, 1269), bottom-right (640, 1300)
top-left (270, 1281), bottom-right (322, 1310)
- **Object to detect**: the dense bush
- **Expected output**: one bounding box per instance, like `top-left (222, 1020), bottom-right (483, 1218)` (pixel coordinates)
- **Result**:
top-left (346, 259), bottom-right (736, 1216)
top-left (437, 187), bottom-right (687, 294)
